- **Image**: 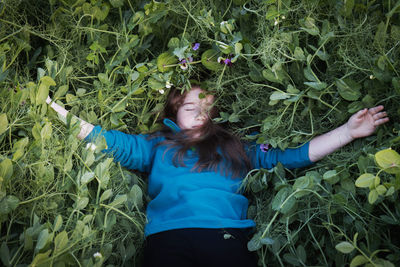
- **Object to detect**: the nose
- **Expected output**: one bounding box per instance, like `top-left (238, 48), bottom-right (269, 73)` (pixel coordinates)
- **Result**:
top-left (196, 111), bottom-right (207, 121)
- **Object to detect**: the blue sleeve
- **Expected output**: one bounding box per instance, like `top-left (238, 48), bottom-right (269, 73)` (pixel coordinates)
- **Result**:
top-left (84, 125), bottom-right (155, 172)
top-left (246, 142), bottom-right (313, 170)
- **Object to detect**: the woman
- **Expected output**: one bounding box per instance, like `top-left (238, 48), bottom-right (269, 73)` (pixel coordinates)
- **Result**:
top-left (46, 86), bottom-right (388, 266)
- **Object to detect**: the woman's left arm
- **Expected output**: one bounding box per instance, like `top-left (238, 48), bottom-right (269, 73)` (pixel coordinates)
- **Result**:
top-left (309, 105), bottom-right (389, 162)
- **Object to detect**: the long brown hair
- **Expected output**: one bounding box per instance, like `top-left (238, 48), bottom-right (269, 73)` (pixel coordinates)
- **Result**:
top-left (151, 87), bottom-right (251, 178)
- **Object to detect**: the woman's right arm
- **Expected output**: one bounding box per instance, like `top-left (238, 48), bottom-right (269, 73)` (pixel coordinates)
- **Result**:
top-left (46, 96), bottom-right (94, 140)
top-left (47, 96), bottom-right (156, 172)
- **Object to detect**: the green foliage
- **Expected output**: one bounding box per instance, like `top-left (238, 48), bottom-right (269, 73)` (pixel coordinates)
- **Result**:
top-left (1, 0), bottom-right (400, 266)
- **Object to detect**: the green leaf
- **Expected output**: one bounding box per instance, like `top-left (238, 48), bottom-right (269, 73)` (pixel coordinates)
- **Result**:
top-left (109, 0), bottom-right (124, 8)
top-left (31, 249), bottom-right (52, 266)
top-left (234, 42), bottom-right (243, 54)
top-left (54, 231), bottom-right (69, 255)
top-left (53, 215), bottom-right (63, 232)
top-left (0, 242), bottom-right (10, 267)
top-left (323, 170), bottom-right (339, 185)
top-left (130, 71), bottom-right (140, 82)
top-left (374, 21), bottom-right (387, 48)
top-left (247, 236), bottom-right (262, 251)
top-left (40, 76), bottom-right (56, 87)
top-left (54, 85), bottom-right (68, 99)
top-left (296, 245), bottom-right (306, 263)
top-left (111, 99), bottom-right (127, 113)
top-left (355, 173), bottom-right (375, 188)
top-left (173, 45), bottom-right (189, 60)
top-left (109, 194), bottom-right (127, 207)
top-left (299, 17), bottom-right (320, 36)
top-left (294, 47), bottom-right (305, 61)
top-left (376, 185), bottom-right (387, 195)
top-left (293, 176), bottom-right (312, 198)
top-left (167, 37), bottom-right (180, 49)
top-left (272, 187), bottom-right (295, 214)
top-left (335, 241), bottom-right (355, 254)
top-left (74, 197), bottom-right (89, 210)
top-left (304, 81), bottom-right (327, 90)
top-left (40, 122), bottom-right (52, 140)
top-left (262, 69), bottom-right (281, 84)
top-left (0, 158), bottom-right (13, 181)
top-left (136, 63), bottom-right (148, 73)
top-left (0, 113), bottom-right (8, 135)
top-left (35, 229), bottom-right (50, 252)
top-left (81, 171), bottom-right (95, 185)
top-left (128, 184), bottom-right (143, 209)
top-left (341, 0), bottom-right (354, 17)
top-left (157, 52), bottom-right (178, 72)
top-left (36, 84), bottom-right (49, 105)
top-left (303, 66), bottom-right (317, 82)
top-left (350, 255), bottom-right (369, 267)
top-left (375, 149), bottom-right (400, 174)
top-left (368, 189), bottom-right (379, 204)
top-left (270, 91), bottom-right (290, 101)
top-left (32, 122), bottom-right (42, 140)
top-left (100, 189), bottom-right (113, 203)
top-left (336, 78), bottom-right (361, 101)
top-left (0, 195), bottom-right (19, 215)
top-left (386, 186), bottom-right (395, 196)
top-left (98, 73), bottom-right (109, 84)
top-left (201, 49), bottom-right (223, 71)
top-left (148, 77), bottom-right (165, 90)
top-left (95, 158), bottom-right (112, 188)
top-left (265, 5), bottom-right (278, 20)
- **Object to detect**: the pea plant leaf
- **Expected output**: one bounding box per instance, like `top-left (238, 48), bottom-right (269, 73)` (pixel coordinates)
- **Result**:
top-left (201, 49), bottom-right (223, 71)
top-left (335, 78), bottom-right (361, 101)
top-left (0, 113), bottom-right (8, 135)
top-left (375, 149), bottom-right (400, 174)
top-left (355, 173), bottom-right (375, 188)
top-left (335, 241), bottom-right (355, 254)
top-left (157, 52), bottom-right (178, 72)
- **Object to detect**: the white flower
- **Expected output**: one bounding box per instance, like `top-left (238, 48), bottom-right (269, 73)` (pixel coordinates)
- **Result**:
top-left (180, 63), bottom-right (188, 70)
top-left (85, 143), bottom-right (97, 151)
top-left (281, 15), bottom-right (286, 19)
top-left (159, 89), bottom-right (165, 94)
top-left (166, 81), bottom-right (172, 88)
top-left (369, 75), bottom-right (374, 79)
top-left (93, 252), bottom-right (102, 258)
top-left (220, 21), bottom-right (227, 26)
top-left (274, 19), bottom-right (279, 26)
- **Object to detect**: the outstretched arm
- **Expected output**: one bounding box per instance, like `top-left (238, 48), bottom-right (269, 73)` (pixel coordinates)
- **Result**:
top-left (309, 105), bottom-right (389, 162)
top-left (46, 96), bottom-right (94, 140)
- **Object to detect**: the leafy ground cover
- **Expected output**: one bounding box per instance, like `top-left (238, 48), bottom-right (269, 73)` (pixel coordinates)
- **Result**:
top-left (1, 0), bottom-right (400, 266)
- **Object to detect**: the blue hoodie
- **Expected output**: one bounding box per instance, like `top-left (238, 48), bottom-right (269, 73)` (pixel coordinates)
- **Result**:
top-left (85, 119), bottom-right (312, 237)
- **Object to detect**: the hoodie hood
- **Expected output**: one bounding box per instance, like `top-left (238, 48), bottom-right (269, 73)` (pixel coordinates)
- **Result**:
top-left (163, 118), bottom-right (181, 133)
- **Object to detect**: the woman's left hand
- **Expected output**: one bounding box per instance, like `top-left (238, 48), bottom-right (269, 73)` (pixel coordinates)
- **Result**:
top-left (346, 105), bottom-right (389, 139)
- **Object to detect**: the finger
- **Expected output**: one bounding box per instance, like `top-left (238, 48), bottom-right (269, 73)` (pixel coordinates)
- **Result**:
top-left (373, 111), bottom-right (387, 120)
top-left (368, 105), bottom-right (384, 115)
top-left (355, 108), bottom-right (368, 119)
top-left (374, 117), bottom-right (389, 126)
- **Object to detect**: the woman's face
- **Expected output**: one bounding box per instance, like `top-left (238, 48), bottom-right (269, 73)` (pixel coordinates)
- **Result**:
top-left (176, 87), bottom-right (214, 131)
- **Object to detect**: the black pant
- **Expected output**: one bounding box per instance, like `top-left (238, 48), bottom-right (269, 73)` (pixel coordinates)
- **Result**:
top-left (143, 228), bottom-right (258, 267)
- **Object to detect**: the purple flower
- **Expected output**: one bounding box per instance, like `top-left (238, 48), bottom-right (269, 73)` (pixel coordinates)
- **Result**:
top-left (260, 143), bottom-right (271, 152)
top-left (223, 58), bottom-right (232, 66)
top-left (192, 43), bottom-right (200, 51)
